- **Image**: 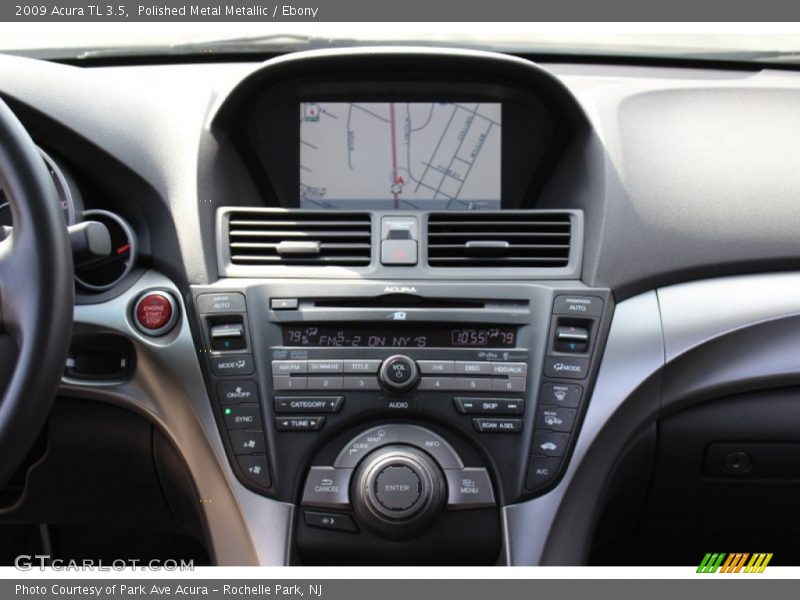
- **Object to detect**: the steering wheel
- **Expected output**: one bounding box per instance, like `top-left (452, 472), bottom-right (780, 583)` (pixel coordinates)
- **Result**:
top-left (0, 98), bottom-right (74, 489)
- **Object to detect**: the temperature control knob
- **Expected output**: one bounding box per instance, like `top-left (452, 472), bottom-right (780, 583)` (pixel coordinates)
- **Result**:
top-left (378, 355), bottom-right (419, 393)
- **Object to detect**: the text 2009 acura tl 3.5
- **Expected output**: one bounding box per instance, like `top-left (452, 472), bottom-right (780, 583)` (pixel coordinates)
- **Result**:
top-left (1, 30), bottom-right (800, 566)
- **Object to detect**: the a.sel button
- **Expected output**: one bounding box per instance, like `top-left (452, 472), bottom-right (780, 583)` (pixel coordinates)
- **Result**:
top-left (210, 354), bottom-right (254, 376)
top-left (217, 380), bottom-right (258, 404)
top-left (540, 383), bottom-right (582, 408)
top-left (228, 429), bottom-right (266, 454)
top-left (536, 406), bottom-right (576, 432)
top-left (275, 416), bottom-right (326, 431)
top-left (472, 418), bottom-right (523, 433)
top-left (543, 356), bottom-right (589, 379)
top-left (526, 456), bottom-right (561, 489)
top-left (532, 431), bottom-right (570, 457)
top-left (224, 405), bottom-right (263, 430)
top-left (236, 454), bottom-right (271, 488)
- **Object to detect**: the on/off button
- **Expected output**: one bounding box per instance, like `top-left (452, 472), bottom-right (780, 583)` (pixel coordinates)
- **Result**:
top-left (134, 291), bottom-right (178, 336)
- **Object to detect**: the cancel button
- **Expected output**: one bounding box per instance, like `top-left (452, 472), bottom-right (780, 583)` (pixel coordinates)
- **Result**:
top-left (375, 466), bottom-right (421, 511)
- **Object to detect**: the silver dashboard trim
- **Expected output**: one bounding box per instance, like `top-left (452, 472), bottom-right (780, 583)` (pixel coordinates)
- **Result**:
top-left (60, 270), bottom-right (293, 566)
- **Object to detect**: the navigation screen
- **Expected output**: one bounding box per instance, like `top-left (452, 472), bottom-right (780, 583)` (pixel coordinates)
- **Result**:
top-left (299, 102), bottom-right (502, 210)
top-left (282, 325), bottom-right (516, 348)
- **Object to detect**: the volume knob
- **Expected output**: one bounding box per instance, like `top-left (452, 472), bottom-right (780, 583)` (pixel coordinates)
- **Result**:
top-left (378, 355), bottom-right (419, 393)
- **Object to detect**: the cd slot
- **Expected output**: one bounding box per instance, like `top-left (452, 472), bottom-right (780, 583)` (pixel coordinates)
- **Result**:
top-left (312, 296), bottom-right (528, 310)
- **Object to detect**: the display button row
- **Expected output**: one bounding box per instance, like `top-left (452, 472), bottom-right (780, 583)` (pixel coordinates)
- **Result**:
top-left (418, 360), bottom-right (527, 377)
top-left (273, 375), bottom-right (380, 391)
top-left (418, 376), bottom-right (526, 393)
top-left (272, 359), bottom-right (381, 376)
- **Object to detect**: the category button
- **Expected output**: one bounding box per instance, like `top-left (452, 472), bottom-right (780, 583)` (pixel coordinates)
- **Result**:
top-left (274, 396), bottom-right (343, 413)
top-left (302, 466), bottom-right (353, 508)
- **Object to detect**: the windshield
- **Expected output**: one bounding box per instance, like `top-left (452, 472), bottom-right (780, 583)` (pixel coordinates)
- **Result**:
top-left (2, 23), bottom-right (800, 63)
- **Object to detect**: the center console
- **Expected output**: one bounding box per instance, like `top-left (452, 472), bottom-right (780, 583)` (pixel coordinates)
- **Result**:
top-left (190, 279), bottom-right (611, 564)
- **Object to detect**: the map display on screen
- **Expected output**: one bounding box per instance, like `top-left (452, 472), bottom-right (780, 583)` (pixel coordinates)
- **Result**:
top-left (299, 102), bottom-right (501, 210)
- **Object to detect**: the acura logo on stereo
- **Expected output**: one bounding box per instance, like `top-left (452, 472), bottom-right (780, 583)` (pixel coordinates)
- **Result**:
top-left (384, 286), bottom-right (417, 294)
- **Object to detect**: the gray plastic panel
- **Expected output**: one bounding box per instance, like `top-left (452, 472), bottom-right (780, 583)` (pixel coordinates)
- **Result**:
top-left (503, 290), bottom-right (663, 565)
top-left (59, 270), bottom-right (293, 566)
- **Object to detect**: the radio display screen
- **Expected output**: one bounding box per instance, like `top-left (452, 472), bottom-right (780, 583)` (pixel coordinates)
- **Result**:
top-left (282, 325), bottom-right (516, 348)
top-left (299, 102), bottom-right (502, 210)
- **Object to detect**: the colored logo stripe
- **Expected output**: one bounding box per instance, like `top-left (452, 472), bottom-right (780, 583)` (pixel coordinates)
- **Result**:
top-left (697, 553), bottom-right (772, 573)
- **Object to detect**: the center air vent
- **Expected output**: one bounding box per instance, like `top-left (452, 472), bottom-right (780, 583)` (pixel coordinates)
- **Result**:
top-left (227, 211), bottom-right (372, 266)
top-left (427, 211), bottom-right (572, 268)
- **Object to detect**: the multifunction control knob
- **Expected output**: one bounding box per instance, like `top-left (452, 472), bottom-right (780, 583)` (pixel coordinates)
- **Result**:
top-left (378, 355), bottom-right (419, 393)
top-left (351, 445), bottom-right (445, 539)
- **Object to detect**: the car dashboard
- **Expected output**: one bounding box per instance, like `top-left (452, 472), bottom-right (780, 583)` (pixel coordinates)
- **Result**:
top-left (2, 46), bottom-right (800, 566)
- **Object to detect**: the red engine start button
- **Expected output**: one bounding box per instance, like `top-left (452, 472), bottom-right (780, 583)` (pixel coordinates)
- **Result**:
top-left (134, 292), bottom-right (176, 334)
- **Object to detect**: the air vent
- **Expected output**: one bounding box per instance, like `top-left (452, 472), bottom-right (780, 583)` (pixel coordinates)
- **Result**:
top-left (227, 211), bottom-right (371, 266)
top-left (427, 212), bottom-right (572, 268)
